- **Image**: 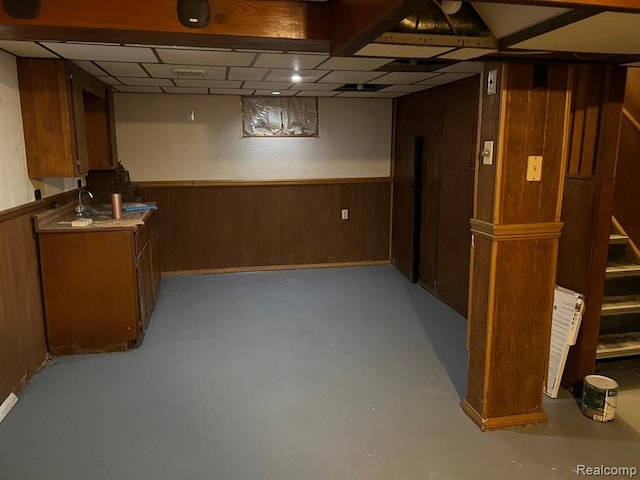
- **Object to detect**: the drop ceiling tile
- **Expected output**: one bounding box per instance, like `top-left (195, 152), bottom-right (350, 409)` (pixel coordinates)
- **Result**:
top-left (380, 84), bottom-right (433, 93)
top-left (96, 62), bottom-right (149, 77)
top-left (254, 90), bottom-right (299, 96)
top-left (336, 91), bottom-right (391, 98)
top-left (162, 87), bottom-right (209, 94)
top-left (437, 48), bottom-right (496, 61)
top-left (228, 67), bottom-right (268, 81)
top-left (374, 72), bottom-right (440, 85)
top-left (209, 88), bottom-right (256, 95)
top-left (128, 44), bottom-right (232, 51)
top-left (156, 49), bottom-right (255, 66)
top-left (295, 91), bottom-right (339, 97)
top-left (253, 53), bottom-right (328, 69)
top-left (97, 76), bottom-right (122, 86)
top-left (0, 41), bottom-right (58, 58)
top-left (512, 12), bottom-right (640, 54)
top-left (235, 49), bottom-right (284, 54)
top-left (73, 61), bottom-right (106, 76)
top-left (42, 42), bottom-right (158, 62)
top-left (114, 86), bottom-right (163, 93)
top-left (142, 63), bottom-right (226, 79)
top-left (264, 69), bottom-right (329, 83)
top-left (316, 56), bottom-right (392, 71)
top-left (318, 71), bottom-right (385, 84)
top-left (471, 3), bottom-right (571, 39)
top-left (174, 79), bottom-right (242, 88)
top-left (118, 77), bottom-right (175, 87)
top-left (417, 73), bottom-right (477, 86)
top-left (242, 81), bottom-right (292, 90)
top-left (295, 83), bottom-right (342, 91)
top-left (434, 62), bottom-right (484, 74)
top-left (355, 44), bottom-right (454, 59)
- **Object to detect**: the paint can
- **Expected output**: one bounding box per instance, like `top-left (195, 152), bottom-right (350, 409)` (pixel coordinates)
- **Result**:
top-left (581, 375), bottom-right (618, 422)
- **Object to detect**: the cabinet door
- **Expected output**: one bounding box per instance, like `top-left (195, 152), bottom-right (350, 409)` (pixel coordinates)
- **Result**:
top-left (136, 237), bottom-right (155, 334)
top-left (68, 63), bottom-right (90, 175)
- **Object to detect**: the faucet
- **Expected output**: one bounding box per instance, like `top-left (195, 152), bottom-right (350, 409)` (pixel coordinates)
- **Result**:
top-left (75, 189), bottom-right (94, 216)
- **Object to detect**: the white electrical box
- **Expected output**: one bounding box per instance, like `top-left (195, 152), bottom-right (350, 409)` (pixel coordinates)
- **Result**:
top-left (482, 141), bottom-right (494, 165)
top-left (487, 69), bottom-right (498, 95)
top-left (526, 156), bottom-right (543, 181)
top-left (341, 209), bottom-right (349, 220)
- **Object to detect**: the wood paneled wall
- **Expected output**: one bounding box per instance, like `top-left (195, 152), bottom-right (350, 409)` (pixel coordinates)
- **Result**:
top-left (557, 66), bottom-right (627, 388)
top-left (392, 75), bottom-right (480, 315)
top-left (138, 179), bottom-right (391, 273)
top-left (0, 191), bottom-right (75, 403)
top-left (614, 68), bottom-right (640, 246)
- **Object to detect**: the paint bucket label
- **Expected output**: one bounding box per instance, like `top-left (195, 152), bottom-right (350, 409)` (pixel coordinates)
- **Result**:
top-left (581, 375), bottom-right (618, 422)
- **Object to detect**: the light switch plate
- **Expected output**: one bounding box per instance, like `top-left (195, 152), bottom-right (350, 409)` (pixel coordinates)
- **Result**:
top-left (526, 156), bottom-right (542, 181)
top-left (487, 69), bottom-right (497, 95)
top-left (341, 209), bottom-right (349, 220)
top-left (482, 141), bottom-right (494, 165)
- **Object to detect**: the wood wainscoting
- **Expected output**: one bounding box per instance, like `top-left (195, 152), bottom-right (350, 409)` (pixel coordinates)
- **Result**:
top-left (138, 178), bottom-right (391, 273)
top-left (0, 190), bottom-right (76, 404)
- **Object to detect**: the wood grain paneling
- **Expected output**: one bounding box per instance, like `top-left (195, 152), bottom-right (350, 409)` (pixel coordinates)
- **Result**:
top-left (139, 179), bottom-right (391, 272)
top-left (84, 92), bottom-right (111, 170)
top-left (393, 75), bottom-right (479, 314)
top-left (0, 212), bottom-right (48, 402)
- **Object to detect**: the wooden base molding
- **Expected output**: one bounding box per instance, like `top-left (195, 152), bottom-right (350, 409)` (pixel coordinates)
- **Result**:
top-left (461, 400), bottom-right (548, 431)
top-left (470, 219), bottom-right (564, 241)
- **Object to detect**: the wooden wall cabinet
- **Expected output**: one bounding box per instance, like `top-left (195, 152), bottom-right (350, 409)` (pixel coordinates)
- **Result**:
top-left (37, 211), bottom-right (160, 354)
top-left (17, 58), bottom-right (118, 178)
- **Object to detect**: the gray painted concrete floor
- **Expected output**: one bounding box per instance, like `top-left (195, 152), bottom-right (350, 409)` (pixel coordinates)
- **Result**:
top-left (0, 266), bottom-right (639, 480)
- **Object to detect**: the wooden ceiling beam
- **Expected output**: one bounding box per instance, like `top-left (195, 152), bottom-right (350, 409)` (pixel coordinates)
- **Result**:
top-left (0, 0), bottom-right (331, 52)
top-left (473, 0), bottom-right (640, 12)
top-left (330, 0), bottom-right (421, 56)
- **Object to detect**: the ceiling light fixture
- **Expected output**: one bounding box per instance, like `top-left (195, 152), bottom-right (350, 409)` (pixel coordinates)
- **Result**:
top-left (291, 74), bottom-right (302, 83)
top-left (177, 0), bottom-right (211, 28)
top-left (439, 0), bottom-right (462, 15)
top-left (2, 0), bottom-right (40, 19)
top-left (271, 91), bottom-right (282, 95)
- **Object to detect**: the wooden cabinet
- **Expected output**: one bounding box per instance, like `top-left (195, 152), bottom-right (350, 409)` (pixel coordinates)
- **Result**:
top-left (17, 58), bottom-right (118, 178)
top-left (36, 210), bottom-right (160, 354)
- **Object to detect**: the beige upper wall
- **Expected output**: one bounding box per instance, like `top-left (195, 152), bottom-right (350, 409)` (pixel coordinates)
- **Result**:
top-left (114, 94), bottom-right (392, 181)
top-left (0, 51), bottom-right (33, 211)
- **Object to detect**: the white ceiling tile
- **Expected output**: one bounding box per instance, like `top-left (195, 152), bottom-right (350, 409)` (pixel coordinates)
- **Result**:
top-left (295, 91), bottom-right (339, 97)
top-left (317, 56), bottom-right (393, 71)
top-left (336, 91), bottom-right (391, 98)
top-left (209, 88), bottom-right (256, 95)
top-left (254, 90), bottom-right (299, 97)
top-left (264, 69), bottom-right (329, 83)
top-left (156, 49), bottom-right (255, 66)
top-left (96, 76), bottom-right (122, 86)
top-left (471, 3), bottom-right (571, 39)
top-left (73, 61), bottom-right (106, 76)
top-left (417, 73), bottom-right (477, 86)
top-left (0, 41), bottom-right (59, 58)
top-left (228, 67), bottom-right (268, 81)
top-left (128, 44), bottom-right (231, 51)
top-left (42, 42), bottom-right (158, 62)
top-left (96, 62), bottom-right (149, 77)
top-left (142, 63), bottom-right (226, 79)
top-left (114, 86), bottom-right (163, 93)
top-left (512, 12), bottom-right (640, 54)
top-left (242, 81), bottom-right (292, 90)
top-left (235, 49), bottom-right (284, 54)
top-left (380, 84), bottom-right (433, 93)
top-left (295, 83), bottom-right (342, 91)
top-left (174, 79), bottom-right (242, 88)
top-left (253, 53), bottom-right (328, 69)
top-left (437, 48), bottom-right (496, 61)
top-left (118, 77), bottom-right (174, 87)
top-left (162, 87), bottom-right (209, 94)
top-left (355, 44), bottom-right (453, 59)
top-left (434, 62), bottom-right (484, 74)
top-left (318, 71), bottom-right (386, 84)
top-left (374, 72), bottom-right (440, 85)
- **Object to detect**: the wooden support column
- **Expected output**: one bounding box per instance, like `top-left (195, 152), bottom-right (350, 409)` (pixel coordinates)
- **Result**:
top-left (462, 62), bottom-right (572, 430)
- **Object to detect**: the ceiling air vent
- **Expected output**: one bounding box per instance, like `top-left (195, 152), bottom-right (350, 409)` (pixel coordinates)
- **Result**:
top-left (172, 68), bottom-right (206, 78)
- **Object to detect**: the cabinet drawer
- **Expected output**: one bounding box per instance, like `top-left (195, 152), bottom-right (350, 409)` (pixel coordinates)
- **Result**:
top-left (135, 211), bottom-right (156, 254)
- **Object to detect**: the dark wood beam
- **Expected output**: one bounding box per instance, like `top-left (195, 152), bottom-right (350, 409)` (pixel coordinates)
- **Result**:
top-left (473, 0), bottom-right (640, 12)
top-left (0, 0), bottom-right (331, 52)
top-left (330, 0), bottom-right (420, 56)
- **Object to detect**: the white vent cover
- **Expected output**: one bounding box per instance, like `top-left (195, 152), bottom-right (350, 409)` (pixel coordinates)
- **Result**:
top-left (172, 68), bottom-right (206, 78)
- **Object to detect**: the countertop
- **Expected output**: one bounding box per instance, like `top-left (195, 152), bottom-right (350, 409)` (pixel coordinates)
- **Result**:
top-left (33, 202), bottom-right (154, 233)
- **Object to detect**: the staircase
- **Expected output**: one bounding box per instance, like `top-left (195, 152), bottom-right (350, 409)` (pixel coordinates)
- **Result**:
top-left (597, 224), bottom-right (640, 359)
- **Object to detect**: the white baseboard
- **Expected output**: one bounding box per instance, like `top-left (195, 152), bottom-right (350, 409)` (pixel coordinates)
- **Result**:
top-left (0, 393), bottom-right (18, 424)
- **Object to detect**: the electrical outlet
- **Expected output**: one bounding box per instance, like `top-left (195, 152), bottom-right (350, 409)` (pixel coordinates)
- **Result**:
top-left (341, 209), bottom-right (349, 220)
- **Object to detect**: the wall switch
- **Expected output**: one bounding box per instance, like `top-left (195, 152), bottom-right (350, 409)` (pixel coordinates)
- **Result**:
top-left (482, 141), bottom-right (494, 165)
top-left (526, 156), bottom-right (543, 181)
top-left (187, 110), bottom-right (195, 121)
top-left (487, 69), bottom-right (498, 95)
top-left (341, 209), bottom-right (349, 220)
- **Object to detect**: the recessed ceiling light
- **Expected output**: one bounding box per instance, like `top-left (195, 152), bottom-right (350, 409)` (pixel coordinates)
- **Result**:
top-left (271, 91), bottom-right (281, 95)
top-left (291, 74), bottom-right (302, 82)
